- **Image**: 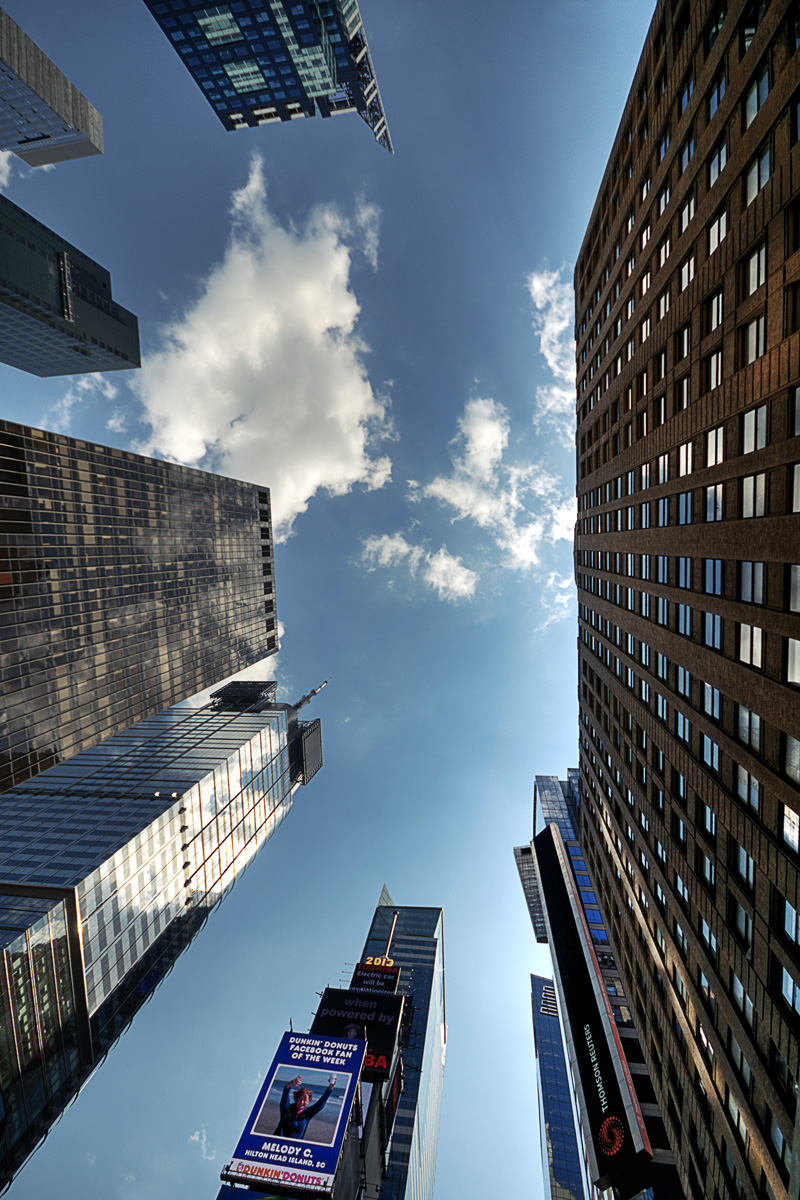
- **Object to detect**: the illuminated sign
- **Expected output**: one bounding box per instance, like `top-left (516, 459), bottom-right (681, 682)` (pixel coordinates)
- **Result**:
top-left (310, 988), bottom-right (404, 1080)
top-left (534, 823), bottom-right (651, 1195)
top-left (223, 1032), bottom-right (365, 1195)
top-left (350, 961), bottom-right (400, 993)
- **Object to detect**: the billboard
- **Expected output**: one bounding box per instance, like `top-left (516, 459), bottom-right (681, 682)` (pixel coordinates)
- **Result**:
top-left (534, 823), bottom-right (651, 1195)
top-left (224, 1031), bottom-right (365, 1195)
top-left (310, 988), bottom-right (404, 1080)
top-left (350, 961), bottom-right (400, 993)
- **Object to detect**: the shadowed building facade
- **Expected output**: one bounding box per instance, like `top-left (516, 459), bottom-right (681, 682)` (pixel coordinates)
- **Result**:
top-left (0, 421), bottom-right (277, 793)
top-left (0, 196), bottom-right (139, 377)
top-left (0, 680), bottom-right (323, 1186)
top-left (574, 2), bottom-right (800, 1197)
top-left (142, 0), bottom-right (392, 152)
top-left (530, 973), bottom-right (588, 1200)
top-left (0, 7), bottom-right (103, 166)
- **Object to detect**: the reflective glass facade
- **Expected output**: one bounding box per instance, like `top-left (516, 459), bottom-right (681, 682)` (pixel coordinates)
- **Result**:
top-left (530, 974), bottom-right (587, 1200)
top-left (0, 199), bottom-right (138, 377)
top-left (143, 0), bottom-right (392, 152)
top-left (0, 7), bottom-right (103, 166)
top-left (359, 891), bottom-right (445, 1200)
top-left (0, 684), bottom-right (321, 1185)
top-left (0, 420), bottom-right (277, 792)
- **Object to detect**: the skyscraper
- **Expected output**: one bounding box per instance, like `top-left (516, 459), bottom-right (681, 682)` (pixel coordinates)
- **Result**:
top-left (142, 0), bottom-right (392, 152)
top-left (0, 196), bottom-right (140, 376)
top-left (0, 679), bottom-right (324, 1186)
top-left (0, 419), bottom-right (277, 793)
top-left (219, 887), bottom-right (445, 1200)
top-left (516, 775), bottom-right (679, 1199)
top-left (574, 2), bottom-right (800, 1197)
top-left (357, 889), bottom-right (446, 1200)
top-left (0, 7), bottom-right (103, 166)
top-left (530, 973), bottom-right (588, 1200)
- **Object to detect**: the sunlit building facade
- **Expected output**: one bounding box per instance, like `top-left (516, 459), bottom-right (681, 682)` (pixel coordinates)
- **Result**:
top-left (0, 420), bottom-right (278, 793)
top-left (574, 2), bottom-right (800, 1197)
top-left (0, 680), bottom-right (323, 1186)
top-left (0, 7), bottom-right (103, 166)
top-left (143, 0), bottom-right (392, 152)
top-left (530, 973), bottom-right (588, 1200)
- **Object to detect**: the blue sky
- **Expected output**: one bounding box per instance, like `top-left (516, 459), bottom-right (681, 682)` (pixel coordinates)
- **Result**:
top-left (1, 1), bottom-right (655, 1196)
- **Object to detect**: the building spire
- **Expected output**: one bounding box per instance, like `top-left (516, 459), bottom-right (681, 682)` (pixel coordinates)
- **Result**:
top-left (291, 679), bottom-right (330, 712)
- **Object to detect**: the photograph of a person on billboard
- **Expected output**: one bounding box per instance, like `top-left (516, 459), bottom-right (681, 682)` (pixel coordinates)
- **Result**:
top-left (252, 1066), bottom-right (348, 1145)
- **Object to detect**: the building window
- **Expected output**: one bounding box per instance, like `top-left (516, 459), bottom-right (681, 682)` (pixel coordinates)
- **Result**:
top-left (703, 734), bottom-right (720, 771)
top-left (709, 209), bottom-right (727, 254)
top-left (786, 734), bottom-right (800, 786)
top-left (737, 703), bottom-right (761, 749)
top-left (680, 192), bottom-right (695, 232)
top-left (707, 425), bottom-right (724, 466)
top-left (784, 805), bottom-right (800, 850)
top-left (737, 765), bottom-right (760, 811)
top-left (704, 684), bottom-right (721, 719)
top-left (675, 375), bottom-right (690, 410)
top-left (708, 68), bottom-right (726, 118)
top-left (658, 130), bottom-right (670, 163)
top-left (706, 483), bottom-right (723, 521)
top-left (735, 843), bottom-right (755, 888)
top-left (709, 139), bottom-right (727, 187)
top-left (679, 556), bottom-right (692, 587)
top-left (743, 243), bottom-right (766, 296)
top-left (741, 472), bottom-right (766, 517)
top-left (733, 901), bottom-right (753, 951)
top-left (788, 637), bottom-right (800, 686)
top-left (658, 288), bottom-right (670, 319)
top-left (744, 64), bottom-right (769, 127)
top-left (791, 564), bottom-right (800, 613)
top-left (705, 558), bottom-right (722, 594)
top-left (707, 288), bottom-right (724, 331)
top-left (782, 966), bottom-right (800, 1015)
top-left (739, 622), bottom-right (763, 667)
top-left (676, 873), bottom-right (690, 903)
top-left (680, 256), bottom-right (695, 292)
top-left (705, 612), bottom-right (722, 649)
top-left (700, 916), bottom-right (718, 957)
top-left (678, 605), bottom-right (692, 637)
top-left (678, 492), bottom-right (692, 524)
top-left (742, 0), bottom-right (769, 52)
top-left (677, 711), bottom-right (691, 742)
top-left (746, 142), bottom-right (770, 205)
top-left (740, 560), bottom-right (764, 603)
top-left (680, 132), bottom-right (695, 174)
top-left (742, 404), bottom-right (767, 452)
top-left (741, 315), bottom-right (766, 364)
top-left (658, 181), bottom-right (670, 214)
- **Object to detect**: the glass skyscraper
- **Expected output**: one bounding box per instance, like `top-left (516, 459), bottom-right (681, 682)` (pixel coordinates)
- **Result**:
top-left (530, 973), bottom-right (587, 1200)
top-left (0, 7), bottom-right (103, 166)
top-left (143, 0), bottom-right (392, 152)
top-left (0, 679), bottom-right (323, 1186)
top-left (0, 198), bottom-right (139, 377)
top-left (359, 889), bottom-right (446, 1200)
top-left (0, 420), bottom-right (278, 793)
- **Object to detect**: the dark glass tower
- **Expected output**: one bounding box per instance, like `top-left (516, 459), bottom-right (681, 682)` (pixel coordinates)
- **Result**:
top-left (530, 973), bottom-right (587, 1200)
top-left (0, 420), bottom-right (278, 793)
top-left (573, 2), bottom-right (800, 1197)
top-left (0, 680), bottom-right (323, 1186)
top-left (0, 6), bottom-right (103, 166)
top-left (358, 889), bottom-right (446, 1200)
top-left (0, 197), bottom-right (139, 377)
top-left (142, 0), bottom-right (392, 152)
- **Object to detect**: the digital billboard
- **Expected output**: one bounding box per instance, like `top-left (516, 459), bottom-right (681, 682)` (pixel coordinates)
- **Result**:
top-left (534, 823), bottom-right (652, 1195)
top-left (310, 988), bottom-right (404, 1080)
top-left (223, 1031), bottom-right (365, 1195)
top-left (350, 961), bottom-right (400, 993)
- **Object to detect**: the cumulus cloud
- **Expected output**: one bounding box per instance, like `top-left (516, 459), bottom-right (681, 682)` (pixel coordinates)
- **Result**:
top-left (361, 533), bottom-right (478, 602)
top-left (133, 156), bottom-right (392, 541)
top-left (527, 266), bottom-right (576, 448)
top-left (409, 396), bottom-right (573, 572)
top-left (536, 571), bottom-right (577, 632)
top-left (39, 375), bottom-right (119, 434)
top-left (188, 1127), bottom-right (216, 1162)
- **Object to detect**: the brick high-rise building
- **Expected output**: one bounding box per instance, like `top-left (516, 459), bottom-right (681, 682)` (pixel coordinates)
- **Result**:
top-left (0, 421), bottom-right (278, 792)
top-left (574, 3), bottom-right (800, 1199)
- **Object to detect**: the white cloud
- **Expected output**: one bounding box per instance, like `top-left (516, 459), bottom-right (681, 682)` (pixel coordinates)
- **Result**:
top-left (0, 151), bottom-right (13, 192)
top-left (39, 374), bottom-right (119, 435)
top-left (408, 396), bottom-right (573, 572)
top-left (133, 156), bottom-right (392, 542)
top-left (527, 266), bottom-right (576, 447)
top-left (361, 533), bottom-right (478, 602)
top-left (188, 1127), bottom-right (216, 1162)
top-left (106, 411), bottom-right (127, 433)
top-left (536, 571), bottom-right (576, 632)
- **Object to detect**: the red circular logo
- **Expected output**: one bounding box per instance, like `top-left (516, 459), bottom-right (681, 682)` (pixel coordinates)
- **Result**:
top-left (598, 1115), bottom-right (625, 1156)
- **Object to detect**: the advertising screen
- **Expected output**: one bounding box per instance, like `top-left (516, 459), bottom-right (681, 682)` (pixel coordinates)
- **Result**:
top-left (310, 988), bottom-right (404, 1080)
top-left (224, 1031), bottom-right (365, 1195)
top-left (350, 962), bottom-right (400, 993)
top-left (534, 824), bottom-right (651, 1194)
